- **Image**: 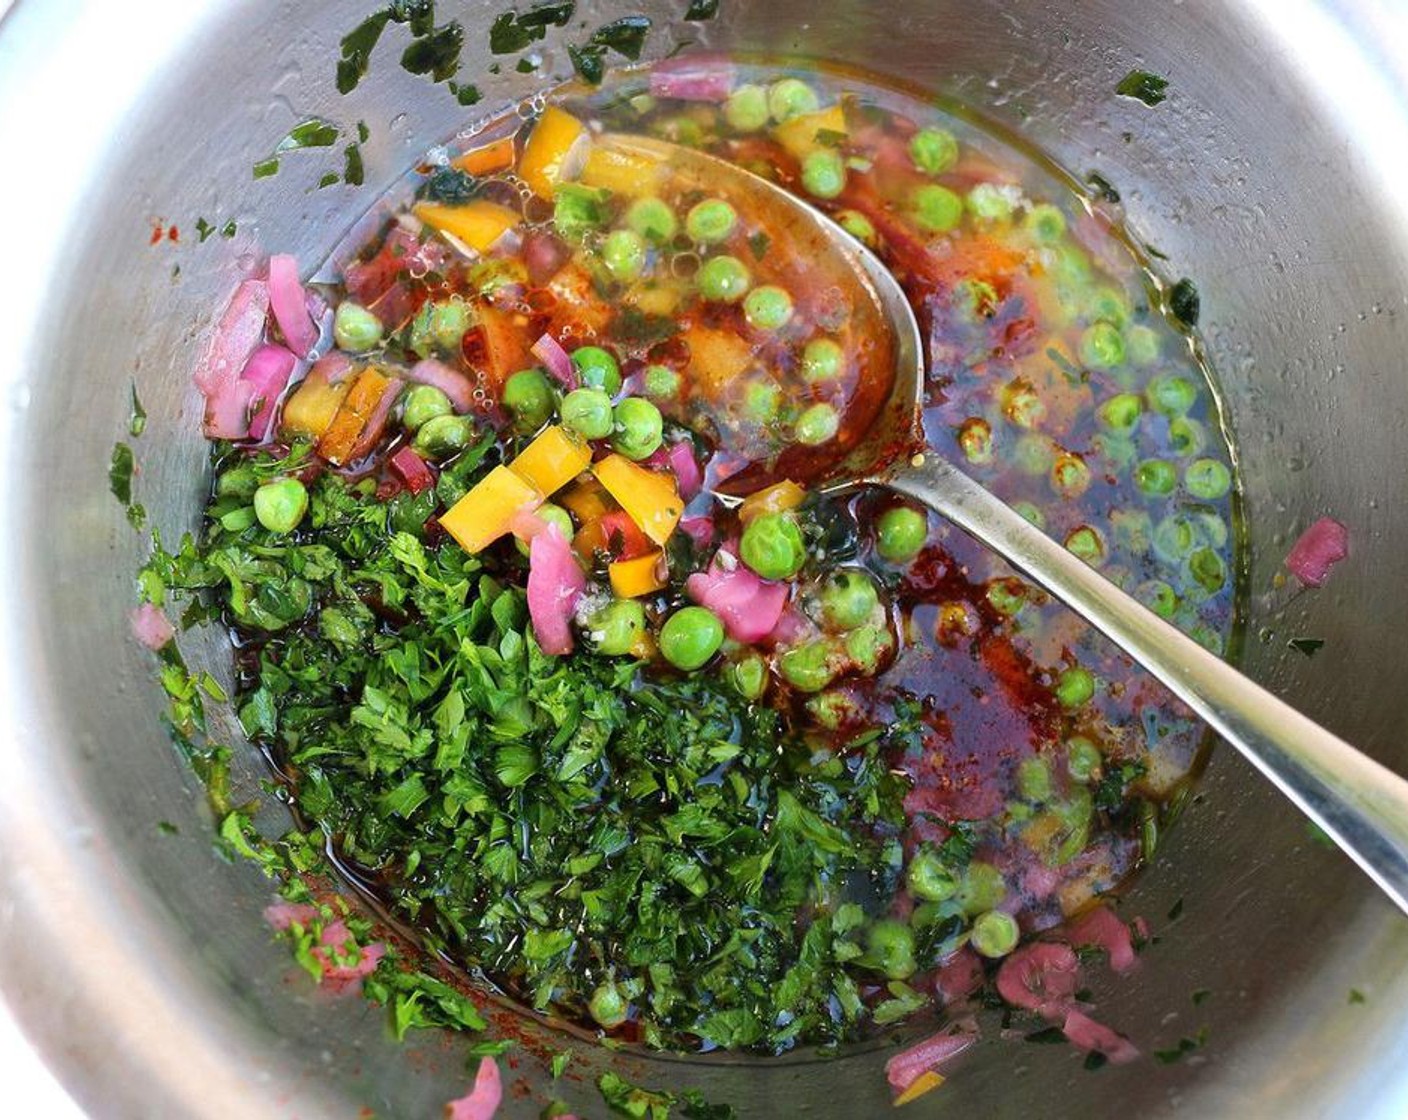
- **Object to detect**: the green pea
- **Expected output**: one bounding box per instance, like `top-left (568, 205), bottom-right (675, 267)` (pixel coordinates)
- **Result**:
top-left (696, 255), bottom-right (751, 302)
top-left (1093, 433), bottom-right (1137, 468)
top-left (800, 338), bottom-right (845, 383)
top-left (818, 570), bottom-right (879, 631)
top-left (724, 83), bottom-right (769, 131)
top-left (1096, 392), bottom-right (1142, 435)
top-left (1024, 203), bottom-right (1066, 243)
top-left (1080, 321), bottom-right (1126, 370)
top-left (1147, 374), bottom-right (1198, 416)
top-left (801, 149), bottom-right (846, 200)
top-left (515, 503), bottom-right (574, 558)
top-left (912, 184), bottom-right (964, 233)
top-left (686, 198), bottom-right (738, 244)
top-left (1125, 323), bottom-right (1161, 366)
top-left (1050, 788), bottom-right (1095, 865)
top-left (740, 512), bottom-right (806, 580)
top-left (835, 209), bottom-right (877, 246)
top-left (588, 981), bottom-right (628, 1029)
top-left (625, 197), bottom-right (678, 244)
top-left (413, 414), bottom-right (475, 460)
top-left (1136, 579), bottom-right (1179, 619)
top-left (589, 599), bottom-right (647, 656)
top-left (1055, 665), bottom-right (1095, 709)
top-left (571, 346), bottom-right (622, 395)
top-left (1169, 416), bottom-right (1206, 458)
top-left (1134, 458), bottom-right (1178, 497)
top-left (743, 284), bottom-right (794, 330)
top-left (970, 910), bottom-right (1020, 959)
top-left (1086, 286), bottom-right (1130, 329)
top-left (767, 78), bottom-right (819, 122)
top-left (959, 417), bottom-right (993, 464)
top-left (502, 368), bottom-right (556, 432)
top-left (407, 303), bottom-right (437, 360)
top-left (777, 640), bottom-right (836, 693)
top-left (560, 387), bottom-right (614, 440)
top-left (253, 478), bottom-right (309, 535)
top-left (1012, 501), bottom-right (1045, 529)
top-left (866, 920), bottom-right (917, 980)
top-left (1017, 755), bottom-right (1053, 802)
top-left (986, 578), bottom-right (1028, 617)
top-left (1186, 458), bottom-right (1232, 499)
top-left (612, 396), bottom-right (664, 460)
top-left (553, 183), bottom-right (608, 242)
top-left (1198, 510), bottom-right (1229, 548)
top-left (1189, 547), bottom-right (1227, 592)
top-left (805, 689), bottom-right (861, 730)
top-left (953, 278), bottom-right (998, 323)
top-left (659, 606), bottom-right (725, 671)
top-left (429, 299), bottom-right (471, 352)
top-left (794, 402), bottom-right (840, 445)
top-left (739, 379), bottom-right (783, 425)
top-left (1050, 452), bottom-right (1091, 498)
top-left (957, 861), bottom-right (1007, 915)
top-left (726, 652), bottom-right (768, 701)
top-left (875, 506), bottom-right (927, 563)
top-left (1110, 508), bottom-right (1153, 553)
top-left (1065, 525), bottom-right (1106, 566)
top-left (601, 228), bottom-right (647, 282)
top-left (1066, 736), bottom-right (1103, 783)
top-left (909, 128), bottom-right (959, 175)
top-left (1001, 380), bottom-right (1046, 429)
top-left (642, 363), bottom-right (681, 401)
top-left (967, 182), bottom-right (1014, 222)
top-left (845, 624), bottom-right (894, 675)
top-left (332, 301), bottom-right (383, 353)
top-left (216, 464), bottom-right (259, 499)
top-left (906, 849), bottom-right (958, 902)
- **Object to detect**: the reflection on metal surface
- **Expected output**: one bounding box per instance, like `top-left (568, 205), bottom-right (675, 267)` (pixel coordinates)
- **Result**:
top-left (2, 1), bottom-right (1408, 1118)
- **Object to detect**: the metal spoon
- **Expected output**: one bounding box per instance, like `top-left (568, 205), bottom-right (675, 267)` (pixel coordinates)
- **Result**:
top-left (602, 132), bottom-right (1408, 916)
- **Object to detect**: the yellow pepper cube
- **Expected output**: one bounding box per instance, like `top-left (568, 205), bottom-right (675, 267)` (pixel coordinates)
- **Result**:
top-left (580, 145), bottom-right (662, 197)
top-left (592, 454), bottom-right (682, 547)
top-left (518, 105), bottom-right (589, 199)
top-left (441, 465), bottom-right (542, 554)
top-left (281, 371), bottom-right (352, 440)
top-left (412, 199), bottom-right (521, 254)
top-left (508, 425), bottom-right (592, 498)
top-left (773, 104), bottom-right (849, 159)
top-left (609, 551), bottom-right (667, 599)
top-left (893, 1071), bottom-right (945, 1107)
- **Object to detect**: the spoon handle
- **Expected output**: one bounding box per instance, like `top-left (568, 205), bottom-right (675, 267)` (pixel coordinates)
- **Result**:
top-left (884, 452), bottom-right (1408, 916)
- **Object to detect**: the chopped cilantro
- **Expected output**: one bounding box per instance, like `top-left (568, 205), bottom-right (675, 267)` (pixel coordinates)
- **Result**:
top-left (1083, 1051), bottom-right (1108, 1071)
top-left (549, 1050), bottom-right (571, 1079)
top-left (1169, 278), bottom-right (1200, 327)
top-left (253, 158), bottom-right (280, 180)
top-left (400, 20), bottom-right (463, 81)
top-left (597, 1071), bottom-right (674, 1119)
top-left (1288, 637), bottom-right (1324, 657)
top-left (490, 1), bottom-right (574, 54)
top-left (129, 384), bottom-right (147, 437)
top-left (109, 442), bottom-right (135, 506)
top-left (221, 220), bottom-right (237, 238)
top-left (449, 81), bottom-right (482, 106)
top-left (1153, 1028), bottom-right (1208, 1064)
top-left (685, 0), bottom-right (720, 19)
top-left (1167, 896), bottom-right (1184, 921)
top-left (747, 230), bottom-right (771, 260)
top-left (344, 143), bottom-right (365, 186)
top-left (1024, 1025), bottom-right (1068, 1044)
top-left (569, 45), bottom-right (606, 85)
top-left (589, 16), bottom-right (652, 60)
top-left (1306, 821), bottom-right (1335, 849)
top-left (1085, 172), bottom-right (1120, 204)
top-left (1192, 988), bottom-right (1212, 1006)
top-left (195, 217), bottom-right (215, 243)
top-left (338, 10), bottom-right (394, 94)
top-left (1116, 69), bottom-right (1170, 107)
top-left (1349, 988), bottom-right (1366, 1005)
top-left (421, 166), bottom-right (480, 204)
top-left (317, 172), bottom-right (341, 190)
top-left (277, 119), bottom-right (341, 152)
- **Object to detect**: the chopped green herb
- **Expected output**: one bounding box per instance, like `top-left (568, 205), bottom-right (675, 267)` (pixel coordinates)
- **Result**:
top-left (1349, 988), bottom-right (1366, 1005)
top-left (1167, 896), bottom-right (1184, 921)
top-left (685, 0), bottom-right (720, 19)
top-left (681, 1090), bottom-right (737, 1119)
top-left (1306, 821), bottom-right (1335, 849)
top-left (422, 166), bottom-right (480, 204)
top-left (129, 384), bottom-right (147, 437)
top-left (449, 81), bottom-right (482, 106)
top-left (338, 10), bottom-right (393, 94)
top-left (357, 120), bottom-right (370, 143)
top-left (400, 20), bottom-right (464, 82)
top-left (221, 220), bottom-right (237, 238)
top-left (318, 172), bottom-right (340, 190)
top-left (490, 1), bottom-right (575, 54)
top-left (1085, 172), bottom-right (1120, 204)
top-left (1083, 1051), bottom-right (1109, 1071)
top-left (589, 16), bottom-right (652, 60)
top-left (1116, 69), bottom-right (1170, 107)
top-left (549, 1050), bottom-right (571, 1079)
top-left (747, 230), bottom-right (771, 260)
top-left (1153, 1028), bottom-right (1208, 1064)
top-left (109, 442), bottom-right (135, 506)
top-left (1288, 637), bottom-right (1324, 657)
top-left (569, 45), bottom-right (606, 85)
top-left (1169, 278), bottom-right (1200, 327)
top-left (597, 1071), bottom-right (674, 1119)
top-left (157, 820), bottom-right (179, 835)
top-left (195, 218), bottom-right (215, 243)
top-left (516, 57), bottom-right (538, 73)
top-left (1192, 988), bottom-right (1212, 1006)
top-left (1024, 1025), bottom-right (1068, 1044)
top-left (276, 119), bottom-right (341, 152)
top-left (253, 158), bottom-right (280, 180)
top-left (344, 143), bottom-right (365, 186)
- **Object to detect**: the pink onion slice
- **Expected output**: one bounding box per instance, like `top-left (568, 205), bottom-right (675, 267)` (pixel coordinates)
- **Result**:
top-left (995, 942), bottom-right (1081, 1018)
top-left (527, 523), bottom-right (586, 656)
top-left (667, 440), bottom-right (702, 499)
top-left (128, 603), bottom-right (175, 651)
top-left (313, 919), bottom-right (386, 983)
top-left (195, 278), bottom-right (269, 439)
top-left (408, 357), bottom-right (474, 412)
top-left (445, 1058), bottom-right (503, 1120)
top-left (241, 343), bottom-right (298, 442)
top-left (1061, 1010), bottom-right (1140, 1064)
top-left (685, 550), bottom-right (788, 643)
top-left (389, 446), bottom-right (436, 494)
top-left (1063, 905), bottom-right (1139, 974)
top-left (1285, 516), bottom-right (1349, 588)
top-left (531, 332), bottom-right (577, 390)
top-left (679, 515), bottom-right (715, 549)
top-left (649, 56), bottom-right (736, 102)
top-left (884, 1024), bottom-right (979, 1093)
top-left (934, 947), bottom-right (985, 1004)
top-left (267, 254), bottom-right (319, 358)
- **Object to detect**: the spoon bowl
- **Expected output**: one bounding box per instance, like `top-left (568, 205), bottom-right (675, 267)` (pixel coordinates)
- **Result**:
top-left (617, 132), bottom-right (1408, 918)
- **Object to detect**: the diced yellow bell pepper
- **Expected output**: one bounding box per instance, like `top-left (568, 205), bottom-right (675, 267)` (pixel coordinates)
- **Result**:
top-left (893, 1071), bottom-right (945, 1107)
top-left (452, 135), bottom-right (517, 176)
top-left (579, 146), bottom-right (661, 197)
top-left (739, 480), bottom-right (807, 523)
top-left (683, 325), bottom-right (755, 399)
top-left (441, 465), bottom-right (542, 554)
top-left (282, 369), bottom-right (352, 439)
top-left (625, 279), bottom-right (687, 318)
top-left (773, 104), bottom-right (848, 159)
top-left (628, 627), bottom-right (657, 660)
top-left (413, 199), bottom-right (521, 253)
top-left (508, 425), bottom-right (592, 498)
top-left (518, 105), bottom-right (589, 199)
top-left (592, 454), bottom-right (682, 547)
top-left (317, 367), bottom-right (394, 466)
top-left (609, 551), bottom-right (667, 598)
top-left (558, 477), bottom-right (612, 525)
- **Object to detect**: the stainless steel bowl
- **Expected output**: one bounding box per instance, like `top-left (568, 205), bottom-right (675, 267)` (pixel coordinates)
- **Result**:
top-left (3, 1), bottom-right (1408, 1116)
